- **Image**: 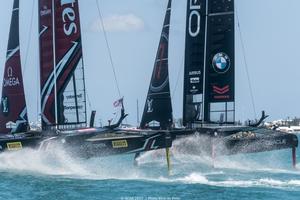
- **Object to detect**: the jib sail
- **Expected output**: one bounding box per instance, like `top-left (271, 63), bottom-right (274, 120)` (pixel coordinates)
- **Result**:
top-left (140, 0), bottom-right (173, 129)
top-left (39, 0), bottom-right (87, 130)
top-left (0, 0), bottom-right (29, 134)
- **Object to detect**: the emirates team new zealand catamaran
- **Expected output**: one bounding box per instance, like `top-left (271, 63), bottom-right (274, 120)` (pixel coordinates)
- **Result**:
top-left (139, 0), bottom-right (298, 166)
top-left (0, 0), bottom-right (172, 159)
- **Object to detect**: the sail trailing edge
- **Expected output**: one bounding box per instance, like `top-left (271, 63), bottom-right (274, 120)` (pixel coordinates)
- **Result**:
top-left (39, 0), bottom-right (87, 130)
top-left (0, 0), bottom-right (29, 134)
top-left (140, 0), bottom-right (173, 129)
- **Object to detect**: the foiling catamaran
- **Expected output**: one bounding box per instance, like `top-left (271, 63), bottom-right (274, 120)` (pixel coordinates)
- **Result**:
top-left (0, 0), bottom-right (172, 160)
top-left (139, 0), bottom-right (298, 167)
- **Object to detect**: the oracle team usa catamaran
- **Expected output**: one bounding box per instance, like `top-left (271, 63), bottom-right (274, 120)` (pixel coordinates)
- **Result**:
top-left (139, 0), bottom-right (298, 166)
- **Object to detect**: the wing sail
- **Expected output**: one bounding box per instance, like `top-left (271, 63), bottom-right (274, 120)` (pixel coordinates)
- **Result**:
top-left (140, 0), bottom-right (173, 129)
top-left (39, 0), bottom-right (87, 130)
top-left (0, 0), bottom-right (29, 134)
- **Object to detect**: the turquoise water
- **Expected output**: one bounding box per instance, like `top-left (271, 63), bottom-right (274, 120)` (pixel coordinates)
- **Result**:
top-left (0, 135), bottom-right (300, 200)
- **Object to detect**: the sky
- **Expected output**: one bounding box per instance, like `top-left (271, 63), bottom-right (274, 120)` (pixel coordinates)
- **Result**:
top-left (0, 0), bottom-right (300, 126)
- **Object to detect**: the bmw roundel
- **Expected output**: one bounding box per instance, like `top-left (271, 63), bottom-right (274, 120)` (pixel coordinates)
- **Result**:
top-left (212, 52), bottom-right (231, 73)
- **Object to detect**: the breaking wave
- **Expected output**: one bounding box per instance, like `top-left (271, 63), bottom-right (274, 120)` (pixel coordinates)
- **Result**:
top-left (0, 147), bottom-right (92, 176)
top-left (0, 134), bottom-right (299, 191)
top-left (172, 172), bottom-right (300, 189)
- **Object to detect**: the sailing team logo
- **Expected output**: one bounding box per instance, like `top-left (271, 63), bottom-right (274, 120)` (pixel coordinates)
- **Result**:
top-left (146, 98), bottom-right (154, 113)
top-left (212, 52), bottom-right (231, 74)
top-left (1, 96), bottom-right (9, 115)
top-left (150, 33), bottom-right (169, 93)
top-left (213, 85), bottom-right (230, 95)
top-left (3, 66), bottom-right (20, 88)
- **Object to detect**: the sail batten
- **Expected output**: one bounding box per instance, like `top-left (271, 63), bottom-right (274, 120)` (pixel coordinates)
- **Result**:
top-left (208, 11), bottom-right (234, 17)
top-left (0, 0), bottom-right (29, 134)
top-left (140, 0), bottom-right (173, 129)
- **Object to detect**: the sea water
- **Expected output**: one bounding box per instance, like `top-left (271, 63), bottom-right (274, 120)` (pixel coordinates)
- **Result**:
top-left (0, 134), bottom-right (300, 200)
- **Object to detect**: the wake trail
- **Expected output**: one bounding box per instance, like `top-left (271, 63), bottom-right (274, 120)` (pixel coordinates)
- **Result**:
top-left (0, 134), bottom-right (299, 189)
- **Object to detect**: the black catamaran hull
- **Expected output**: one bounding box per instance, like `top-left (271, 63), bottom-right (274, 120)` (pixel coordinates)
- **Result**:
top-left (0, 128), bottom-right (296, 161)
top-left (51, 130), bottom-right (172, 158)
top-left (0, 129), bottom-right (172, 158)
top-left (218, 132), bottom-right (298, 156)
top-left (0, 132), bottom-right (42, 152)
top-left (170, 127), bottom-right (298, 157)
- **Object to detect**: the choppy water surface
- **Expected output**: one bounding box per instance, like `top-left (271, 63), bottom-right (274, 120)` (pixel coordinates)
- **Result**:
top-left (0, 134), bottom-right (300, 200)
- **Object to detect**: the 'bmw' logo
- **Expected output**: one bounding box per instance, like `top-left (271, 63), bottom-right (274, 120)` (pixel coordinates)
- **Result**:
top-left (212, 52), bottom-right (231, 73)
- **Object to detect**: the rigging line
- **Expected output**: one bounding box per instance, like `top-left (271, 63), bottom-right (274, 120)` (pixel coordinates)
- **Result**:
top-left (236, 8), bottom-right (257, 119)
top-left (35, 0), bottom-right (41, 124)
top-left (36, 59), bottom-right (40, 123)
top-left (20, 0), bottom-right (38, 122)
top-left (171, 54), bottom-right (184, 99)
top-left (95, 0), bottom-right (122, 98)
top-left (22, 0), bottom-right (35, 75)
top-left (36, 45), bottom-right (40, 123)
top-left (86, 90), bottom-right (92, 110)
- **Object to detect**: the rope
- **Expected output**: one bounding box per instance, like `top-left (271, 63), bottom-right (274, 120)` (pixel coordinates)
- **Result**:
top-left (236, 8), bottom-right (257, 118)
top-left (86, 91), bottom-right (92, 111)
top-left (21, 0), bottom-right (38, 121)
top-left (171, 54), bottom-right (184, 99)
top-left (22, 0), bottom-right (35, 75)
top-left (95, 0), bottom-right (122, 98)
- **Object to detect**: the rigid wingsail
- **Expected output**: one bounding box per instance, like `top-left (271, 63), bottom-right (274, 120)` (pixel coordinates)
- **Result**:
top-left (140, 0), bottom-right (173, 130)
top-left (140, 0), bottom-right (298, 167)
top-left (182, 0), bottom-right (297, 162)
top-left (39, 0), bottom-right (87, 130)
top-left (0, 0), bottom-right (29, 135)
